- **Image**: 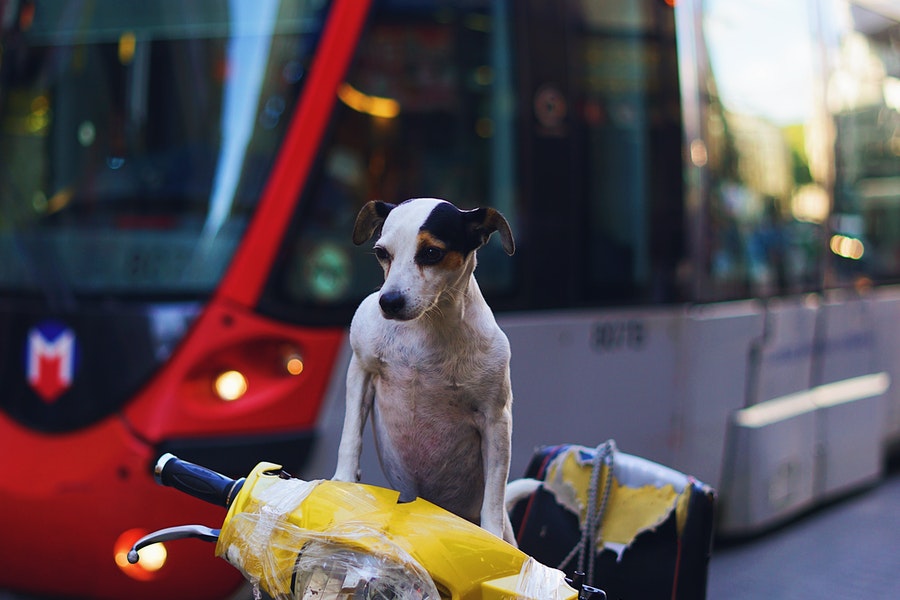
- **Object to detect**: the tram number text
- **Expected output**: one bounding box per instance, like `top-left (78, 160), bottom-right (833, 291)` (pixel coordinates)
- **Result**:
top-left (591, 319), bottom-right (646, 353)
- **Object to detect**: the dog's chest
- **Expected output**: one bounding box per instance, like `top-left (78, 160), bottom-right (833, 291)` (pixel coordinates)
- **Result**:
top-left (374, 351), bottom-right (491, 423)
top-left (369, 319), bottom-right (505, 389)
top-left (372, 373), bottom-right (486, 511)
top-left (366, 325), bottom-right (504, 481)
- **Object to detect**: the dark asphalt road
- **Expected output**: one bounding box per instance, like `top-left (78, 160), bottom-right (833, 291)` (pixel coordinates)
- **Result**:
top-left (707, 466), bottom-right (900, 599)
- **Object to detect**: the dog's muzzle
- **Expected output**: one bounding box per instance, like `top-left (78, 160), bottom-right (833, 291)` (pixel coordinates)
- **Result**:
top-left (379, 290), bottom-right (408, 320)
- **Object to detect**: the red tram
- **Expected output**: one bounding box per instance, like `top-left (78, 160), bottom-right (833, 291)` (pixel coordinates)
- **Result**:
top-left (2, 0), bottom-right (900, 597)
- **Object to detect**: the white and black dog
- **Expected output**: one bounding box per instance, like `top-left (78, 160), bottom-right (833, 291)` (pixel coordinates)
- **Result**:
top-left (333, 197), bottom-right (517, 543)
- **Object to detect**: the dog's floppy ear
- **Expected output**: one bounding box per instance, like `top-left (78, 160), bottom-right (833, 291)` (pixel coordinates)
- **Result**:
top-left (353, 201), bottom-right (395, 245)
top-left (464, 207), bottom-right (515, 255)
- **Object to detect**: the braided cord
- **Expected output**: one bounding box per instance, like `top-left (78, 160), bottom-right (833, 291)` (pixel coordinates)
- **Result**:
top-left (557, 440), bottom-right (616, 587)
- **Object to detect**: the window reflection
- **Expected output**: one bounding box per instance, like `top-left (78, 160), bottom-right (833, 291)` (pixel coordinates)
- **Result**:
top-left (700, 0), bottom-right (826, 300)
top-left (0, 1), bottom-right (321, 294)
top-left (830, 2), bottom-right (900, 287)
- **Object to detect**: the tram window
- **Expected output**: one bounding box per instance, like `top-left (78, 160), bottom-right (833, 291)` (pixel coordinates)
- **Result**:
top-left (0, 1), bottom-right (324, 296)
top-left (264, 0), bottom-right (519, 323)
top-left (572, 0), bottom-right (684, 304)
top-left (829, 3), bottom-right (900, 287)
top-left (698, 0), bottom-right (826, 301)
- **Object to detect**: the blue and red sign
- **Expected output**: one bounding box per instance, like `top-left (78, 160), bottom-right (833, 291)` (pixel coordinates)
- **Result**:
top-left (26, 321), bottom-right (77, 403)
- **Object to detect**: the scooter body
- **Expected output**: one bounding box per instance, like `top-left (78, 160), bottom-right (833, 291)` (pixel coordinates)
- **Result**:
top-left (131, 455), bottom-right (584, 600)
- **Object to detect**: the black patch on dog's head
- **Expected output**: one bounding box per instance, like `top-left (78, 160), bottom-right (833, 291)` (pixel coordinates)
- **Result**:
top-left (420, 202), bottom-right (482, 256)
top-left (420, 201), bottom-right (515, 256)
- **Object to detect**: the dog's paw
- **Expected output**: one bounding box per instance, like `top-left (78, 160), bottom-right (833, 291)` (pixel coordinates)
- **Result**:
top-left (332, 468), bottom-right (360, 483)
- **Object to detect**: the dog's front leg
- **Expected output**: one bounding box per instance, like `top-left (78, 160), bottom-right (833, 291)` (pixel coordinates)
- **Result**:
top-left (334, 354), bottom-right (373, 482)
top-left (479, 402), bottom-right (515, 543)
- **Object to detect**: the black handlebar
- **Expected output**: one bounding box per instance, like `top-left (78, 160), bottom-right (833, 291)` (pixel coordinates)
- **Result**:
top-left (154, 453), bottom-right (245, 508)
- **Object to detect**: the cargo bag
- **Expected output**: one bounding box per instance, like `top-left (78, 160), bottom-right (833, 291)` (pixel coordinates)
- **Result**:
top-left (509, 442), bottom-right (716, 599)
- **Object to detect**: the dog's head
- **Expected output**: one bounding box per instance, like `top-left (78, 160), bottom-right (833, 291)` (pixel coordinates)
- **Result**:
top-left (353, 198), bottom-right (514, 321)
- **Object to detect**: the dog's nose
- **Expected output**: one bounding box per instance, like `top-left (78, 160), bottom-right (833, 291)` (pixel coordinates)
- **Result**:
top-left (379, 290), bottom-right (406, 318)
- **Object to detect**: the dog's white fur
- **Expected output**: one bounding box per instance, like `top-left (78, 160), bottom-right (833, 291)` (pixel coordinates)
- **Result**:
top-left (333, 197), bottom-right (516, 543)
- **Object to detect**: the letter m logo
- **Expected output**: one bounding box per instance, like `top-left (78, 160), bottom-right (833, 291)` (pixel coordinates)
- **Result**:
top-left (27, 322), bottom-right (76, 403)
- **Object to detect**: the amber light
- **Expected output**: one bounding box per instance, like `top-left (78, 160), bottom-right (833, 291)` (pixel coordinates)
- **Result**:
top-left (118, 31), bottom-right (136, 64)
top-left (830, 234), bottom-right (865, 260)
top-left (285, 354), bottom-right (304, 376)
top-left (338, 83), bottom-right (400, 118)
top-left (114, 529), bottom-right (167, 581)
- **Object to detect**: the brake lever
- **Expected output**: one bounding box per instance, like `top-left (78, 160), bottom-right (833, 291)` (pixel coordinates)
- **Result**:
top-left (127, 524), bottom-right (220, 564)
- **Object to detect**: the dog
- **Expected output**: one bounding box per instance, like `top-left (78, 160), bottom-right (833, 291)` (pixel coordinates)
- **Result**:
top-left (333, 197), bottom-right (517, 543)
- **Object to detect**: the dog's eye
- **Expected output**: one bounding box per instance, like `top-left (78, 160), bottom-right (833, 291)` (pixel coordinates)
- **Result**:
top-left (373, 246), bottom-right (390, 262)
top-left (418, 247), bottom-right (445, 265)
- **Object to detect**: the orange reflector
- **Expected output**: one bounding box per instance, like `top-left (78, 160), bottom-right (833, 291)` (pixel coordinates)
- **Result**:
top-left (286, 355), bottom-right (304, 376)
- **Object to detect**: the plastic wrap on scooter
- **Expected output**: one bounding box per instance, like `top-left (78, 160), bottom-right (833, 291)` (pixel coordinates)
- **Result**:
top-left (217, 476), bottom-right (440, 599)
top-left (515, 557), bottom-right (571, 598)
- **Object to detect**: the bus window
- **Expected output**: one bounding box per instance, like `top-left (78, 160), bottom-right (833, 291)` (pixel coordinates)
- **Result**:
top-left (262, 0), bottom-right (519, 324)
top-left (698, 0), bottom-right (827, 301)
top-left (572, 0), bottom-right (684, 305)
top-left (829, 2), bottom-right (900, 288)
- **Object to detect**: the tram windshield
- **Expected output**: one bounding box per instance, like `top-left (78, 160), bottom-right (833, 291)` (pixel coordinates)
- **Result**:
top-left (260, 0), bottom-right (685, 323)
top-left (0, 0), bottom-right (329, 297)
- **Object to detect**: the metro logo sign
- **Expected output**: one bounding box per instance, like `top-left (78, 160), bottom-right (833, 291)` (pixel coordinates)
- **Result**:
top-left (26, 322), bottom-right (76, 403)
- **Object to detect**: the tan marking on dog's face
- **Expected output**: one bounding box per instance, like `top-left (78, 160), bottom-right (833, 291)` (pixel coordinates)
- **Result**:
top-left (416, 231), bottom-right (465, 271)
top-left (440, 250), bottom-right (464, 271)
top-left (417, 231), bottom-right (444, 251)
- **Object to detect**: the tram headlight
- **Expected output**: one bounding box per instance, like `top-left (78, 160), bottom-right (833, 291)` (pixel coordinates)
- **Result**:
top-left (214, 369), bottom-right (249, 401)
top-left (188, 340), bottom-right (307, 405)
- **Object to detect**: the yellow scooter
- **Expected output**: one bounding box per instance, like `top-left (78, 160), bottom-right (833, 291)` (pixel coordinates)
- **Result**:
top-left (129, 454), bottom-right (604, 599)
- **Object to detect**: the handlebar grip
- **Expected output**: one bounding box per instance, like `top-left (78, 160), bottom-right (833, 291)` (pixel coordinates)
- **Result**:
top-left (154, 453), bottom-right (245, 508)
